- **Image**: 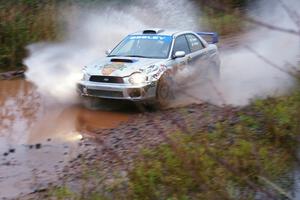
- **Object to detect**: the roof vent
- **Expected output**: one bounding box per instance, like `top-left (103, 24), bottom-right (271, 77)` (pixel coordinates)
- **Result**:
top-left (142, 28), bottom-right (164, 34)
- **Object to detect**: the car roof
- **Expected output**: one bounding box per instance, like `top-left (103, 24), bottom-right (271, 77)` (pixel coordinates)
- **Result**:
top-left (130, 28), bottom-right (188, 37)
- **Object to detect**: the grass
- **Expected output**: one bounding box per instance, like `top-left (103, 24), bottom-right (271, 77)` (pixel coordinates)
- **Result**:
top-left (43, 79), bottom-right (300, 200)
top-left (127, 91), bottom-right (300, 200)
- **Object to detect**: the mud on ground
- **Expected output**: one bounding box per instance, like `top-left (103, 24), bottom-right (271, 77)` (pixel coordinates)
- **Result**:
top-left (23, 102), bottom-right (239, 199)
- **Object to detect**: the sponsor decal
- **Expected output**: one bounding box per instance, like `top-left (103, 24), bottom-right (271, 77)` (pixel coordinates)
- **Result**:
top-left (128, 35), bottom-right (172, 42)
top-left (152, 66), bottom-right (166, 79)
top-left (101, 62), bottom-right (127, 76)
top-left (146, 65), bottom-right (159, 74)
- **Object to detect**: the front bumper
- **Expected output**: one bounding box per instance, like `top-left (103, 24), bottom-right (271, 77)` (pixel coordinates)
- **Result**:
top-left (77, 80), bottom-right (157, 101)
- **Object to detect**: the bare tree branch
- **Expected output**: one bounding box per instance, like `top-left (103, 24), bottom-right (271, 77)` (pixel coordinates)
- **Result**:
top-left (203, 0), bottom-right (300, 36)
top-left (243, 17), bottom-right (300, 36)
top-left (277, 0), bottom-right (300, 29)
top-left (245, 45), bottom-right (298, 78)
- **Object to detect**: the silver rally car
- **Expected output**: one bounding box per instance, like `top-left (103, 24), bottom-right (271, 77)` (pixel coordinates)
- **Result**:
top-left (77, 28), bottom-right (220, 107)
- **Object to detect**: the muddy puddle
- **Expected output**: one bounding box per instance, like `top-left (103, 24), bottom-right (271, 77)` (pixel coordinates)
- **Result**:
top-left (0, 79), bottom-right (133, 199)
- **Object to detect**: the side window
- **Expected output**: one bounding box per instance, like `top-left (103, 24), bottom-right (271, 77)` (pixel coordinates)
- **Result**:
top-left (172, 35), bottom-right (191, 55)
top-left (186, 34), bottom-right (204, 52)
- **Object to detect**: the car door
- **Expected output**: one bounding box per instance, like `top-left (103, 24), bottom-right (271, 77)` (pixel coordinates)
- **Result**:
top-left (169, 34), bottom-right (191, 76)
top-left (185, 33), bottom-right (210, 81)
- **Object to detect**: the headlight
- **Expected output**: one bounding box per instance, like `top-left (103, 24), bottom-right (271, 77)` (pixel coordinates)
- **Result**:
top-left (129, 73), bottom-right (147, 84)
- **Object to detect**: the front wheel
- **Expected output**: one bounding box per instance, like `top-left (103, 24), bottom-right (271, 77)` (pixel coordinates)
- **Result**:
top-left (155, 73), bottom-right (175, 109)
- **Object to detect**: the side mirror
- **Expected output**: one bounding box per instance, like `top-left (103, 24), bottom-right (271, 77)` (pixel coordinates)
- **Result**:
top-left (105, 49), bottom-right (111, 55)
top-left (173, 51), bottom-right (186, 59)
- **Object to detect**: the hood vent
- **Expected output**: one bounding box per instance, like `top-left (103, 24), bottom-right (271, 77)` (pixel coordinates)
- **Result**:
top-left (110, 58), bottom-right (134, 63)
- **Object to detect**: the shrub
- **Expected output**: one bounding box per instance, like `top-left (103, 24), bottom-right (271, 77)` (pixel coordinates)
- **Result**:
top-left (127, 88), bottom-right (300, 199)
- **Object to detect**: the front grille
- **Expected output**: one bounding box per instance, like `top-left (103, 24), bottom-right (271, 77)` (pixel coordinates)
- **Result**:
top-left (87, 89), bottom-right (123, 98)
top-left (89, 76), bottom-right (124, 83)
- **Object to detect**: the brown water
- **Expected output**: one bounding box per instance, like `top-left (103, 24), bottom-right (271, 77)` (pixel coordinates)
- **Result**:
top-left (0, 79), bottom-right (132, 199)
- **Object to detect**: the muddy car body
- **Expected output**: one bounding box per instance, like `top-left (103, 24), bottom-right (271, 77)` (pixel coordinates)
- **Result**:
top-left (77, 28), bottom-right (220, 106)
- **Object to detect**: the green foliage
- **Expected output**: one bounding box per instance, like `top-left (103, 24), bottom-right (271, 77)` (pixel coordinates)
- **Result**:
top-left (0, 1), bottom-right (59, 72)
top-left (127, 89), bottom-right (300, 199)
top-left (0, 0), bottom-right (126, 72)
top-left (48, 186), bottom-right (109, 200)
top-left (252, 89), bottom-right (300, 149)
top-left (200, 8), bottom-right (246, 35)
top-left (49, 186), bottom-right (74, 200)
top-left (0, 0), bottom-right (253, 72)
top-left (197, 0), bottom-right (259, 35)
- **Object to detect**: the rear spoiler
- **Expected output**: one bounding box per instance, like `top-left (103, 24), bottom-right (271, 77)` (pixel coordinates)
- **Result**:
top-left (197, 32), bottom-right (219, 44)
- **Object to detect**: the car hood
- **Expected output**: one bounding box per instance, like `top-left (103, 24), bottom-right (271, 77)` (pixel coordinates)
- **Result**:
top-left (85, 57), bottom-right (166, 77)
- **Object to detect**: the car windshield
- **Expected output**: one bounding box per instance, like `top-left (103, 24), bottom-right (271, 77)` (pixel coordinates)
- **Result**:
top-left (108, 35), bottom-right (172, 59)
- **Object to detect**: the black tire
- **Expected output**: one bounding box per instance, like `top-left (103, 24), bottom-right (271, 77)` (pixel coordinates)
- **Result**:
top-left (155, 72), bottom-right (175, 109)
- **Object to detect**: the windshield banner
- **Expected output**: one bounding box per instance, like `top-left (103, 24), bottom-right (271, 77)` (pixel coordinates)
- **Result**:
top-left (129, 35), bottom-right (172, 42)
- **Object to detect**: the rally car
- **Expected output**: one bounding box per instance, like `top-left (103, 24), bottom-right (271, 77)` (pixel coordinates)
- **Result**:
top-left (77, 28), bottom-right (220, 108)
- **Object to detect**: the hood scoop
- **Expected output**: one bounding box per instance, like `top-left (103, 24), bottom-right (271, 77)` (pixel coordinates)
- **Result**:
top-left (110, 58), bottom-right (135, 63)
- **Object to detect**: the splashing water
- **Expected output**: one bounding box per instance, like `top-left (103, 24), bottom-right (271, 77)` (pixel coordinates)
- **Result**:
top-left (24, 0), bottom-right (300, 106)
top-left (24, 0), bottom-right (200, 104)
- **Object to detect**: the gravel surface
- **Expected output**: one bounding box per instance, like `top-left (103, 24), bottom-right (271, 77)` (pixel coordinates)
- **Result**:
top-left (23, 103), bottom-right (240, 199)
